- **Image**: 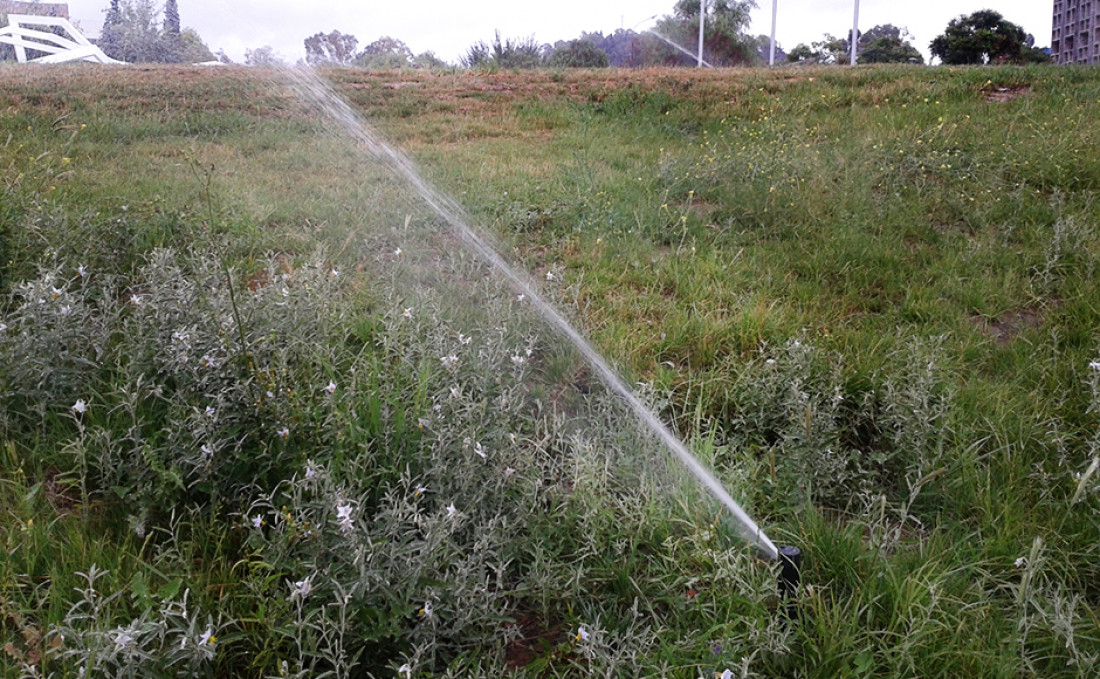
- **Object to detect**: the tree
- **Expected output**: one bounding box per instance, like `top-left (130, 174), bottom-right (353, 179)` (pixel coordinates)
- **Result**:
top-left (578, 30), bottom-right (646, 67)
top-left (98, 0), bottom-right (212, 63)
top-left (652, 0), bottom-right (758, 66)
top-left (463, 31), bottom-right (545, 69)
top-left (859, 36), bottom-right (923, 64)
top-left (99, 0), bottom-right (124, 58)
top-left (304, 30), bottom-right (359, 66)
top-left (355, 36), bottom-right (412, 68)
top-left (787, 33), bottom-right (847, 64)
top-left (930, 10), bottom-right (1029, 64)
top-left (857, 25), bottom-right (923, 64)
top-left (100, 0), bottom-right (161, 62)
top-left (245, 45), bottom-right (284, 67)
top-left (163, 0), bottom-right (180, 38)
top-left (411, 51), bottom-right (449, 69)
top-left (547, 39), bottom-right (609, 68)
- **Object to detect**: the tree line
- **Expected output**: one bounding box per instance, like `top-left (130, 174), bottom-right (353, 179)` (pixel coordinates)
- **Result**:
top-left (297, 6), bottom-right (1050, 70)
top-left (0, 2), bottom-right (1050, 68)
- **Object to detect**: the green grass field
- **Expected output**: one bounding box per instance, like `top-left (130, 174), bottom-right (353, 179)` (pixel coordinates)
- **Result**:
top-left (1, 63), bottom-right (1098, 677)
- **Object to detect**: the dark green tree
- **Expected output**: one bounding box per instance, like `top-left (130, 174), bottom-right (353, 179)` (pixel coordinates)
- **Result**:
top-left (859, 36), bottom-right (923, 64)
top-left (547, 39), bottom-right (609, 68)
top-left (930, 10), bottom-right (1029, 64)
top-left (857, 26), bottom-right (923, 64)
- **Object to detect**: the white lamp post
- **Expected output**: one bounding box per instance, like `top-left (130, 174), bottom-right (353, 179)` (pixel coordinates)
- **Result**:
top-left (697, 0), bottom-right (707, 68)
top-left (769, 0), bottom-right (778, 66)
top-left (850, 0), bottom-right (860, 65)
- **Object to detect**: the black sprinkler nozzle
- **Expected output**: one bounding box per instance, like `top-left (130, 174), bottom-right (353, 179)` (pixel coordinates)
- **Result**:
top-left (778, 545), bottom-right (802, 619)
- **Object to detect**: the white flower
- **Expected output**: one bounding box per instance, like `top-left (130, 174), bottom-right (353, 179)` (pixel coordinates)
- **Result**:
top-left (403, 307), bottom-right (413, 319)
top-left (440, 354), bottom-right (459, 369)
top-left (508, 433), bottom-right (517, 444)
top-left (336, 502), bottom-right (354, 534)
top-left (765, 358), bottom-right (777, 366)
top-left (251, 515), bottom-right (263, 529)
top-left (504, 467), bottom-right (516, 478)
top-left (266, 390), bottom-right (275, 399)
top-left (198, 628), bottom-right (216, 645)
top-left (201, 355), bottom-right (217, 368)
top-left (200, 443), bottom-right (214, 458)
top-left (414, 484), bottom-right (427, 497)
top-left (291, 577), bottom-right (312, 600)
top-left (128, 294), bottom-right (142, 306)
top-left (59, 304), bottom-right (72, 316)
top-left (277, 426), bottom-right (290, 439)
top-left (517, 294), bottom-right (526, 302)
top-left (575, 626), bottom-right (590, 642)
top-left (330, 268), bottom-right (339, 278)
top-left (71, 399), bottom-right (87, 414)
top-left (205, 406), bottom-right (216, 417)
top-left (112, 628), bottom-right (135, 648)
top-left (417, 417), bottom-right (430, 429)
top-left (50, 286), bottom-right (63, 298)
top-left (305, 464), bottom-right (317, 480)
top-left (458, 333), bottom-right (472, 345)
top-left (77, 264), bottom-right (87, 278)
top-left (511, 355), bottom-right (526, 367)
top-left (1091, 361), bottom-right (1100, 371)
top-left (324, 380), bottom-right (337, 394)
top-left (398, 664), bottom-right (412, 677)
top-left (446, 503), bottom-right (457, 518)
top-left (717, 671), bottom-right (734, 679)
top-left (1015, 557), bottom-right (1027, 568)
top-left (545, 271), bottom-right (555, 281)
top-left (449, 385), bottom-right (460, 399)
top-left (474, 442), bottom-right (486, 458)
top-left (418, 601), bottom-right (433, 618)
top-left (394, 247), bottom-right (403, 256)
top-left (0, 322), bottom-right (7, 333)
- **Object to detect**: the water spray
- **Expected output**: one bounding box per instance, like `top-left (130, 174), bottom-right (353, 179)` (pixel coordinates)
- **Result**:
top-left (281, 67), bottom-right (782, 563)
top-left (646, 30), bottom-right (714, 68)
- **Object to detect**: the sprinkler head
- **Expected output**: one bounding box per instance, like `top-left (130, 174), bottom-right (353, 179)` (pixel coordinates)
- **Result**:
top-left (777, 545), bottom-right (802, 620)
top-left (778, 545), bottom-right (801, 598)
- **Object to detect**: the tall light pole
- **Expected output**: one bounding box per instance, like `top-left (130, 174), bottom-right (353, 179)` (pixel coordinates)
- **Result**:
top-left (850, 0), bottom-right (859, 66)
top-left (697, 0), bottom-right (707, 68)
top-left (769, 0), bottom-right (778, 66)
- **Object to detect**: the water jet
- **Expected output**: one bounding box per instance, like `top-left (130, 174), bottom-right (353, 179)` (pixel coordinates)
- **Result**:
top-left (282, 67), bottom-right (779, 562)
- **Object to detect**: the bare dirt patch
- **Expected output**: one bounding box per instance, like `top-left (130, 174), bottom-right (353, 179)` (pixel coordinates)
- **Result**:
top-left (983, 84), bottom-right (1031, 103)
top-left (971, 306), bottom-right (1046, 346)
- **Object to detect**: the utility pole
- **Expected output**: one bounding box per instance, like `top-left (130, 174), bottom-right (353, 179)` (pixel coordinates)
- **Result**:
top-left (769, 0), bottom-right (778, 65)
top-left (850, 0), bottom-right (859, 65)
top-left (697, 0), bottom-right (706, 68)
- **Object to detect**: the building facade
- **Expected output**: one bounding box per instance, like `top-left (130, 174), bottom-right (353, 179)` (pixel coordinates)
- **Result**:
top-left (1052, 0), bottom-right (1100, 64)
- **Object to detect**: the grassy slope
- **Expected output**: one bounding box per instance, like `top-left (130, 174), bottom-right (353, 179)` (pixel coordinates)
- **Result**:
top-left (1, 63), bottom-right (1098, 677)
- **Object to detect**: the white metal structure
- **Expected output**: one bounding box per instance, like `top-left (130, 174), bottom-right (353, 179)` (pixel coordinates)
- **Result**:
top-left (0, 14), bottom-right (124, 64)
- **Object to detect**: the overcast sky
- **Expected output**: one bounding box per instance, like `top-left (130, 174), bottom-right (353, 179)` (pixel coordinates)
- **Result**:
top-left (65, 1), bottom-right (1053, 65)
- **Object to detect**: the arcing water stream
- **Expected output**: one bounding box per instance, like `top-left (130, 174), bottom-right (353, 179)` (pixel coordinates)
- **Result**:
top-left (284, 67), bottom-right (779, 562)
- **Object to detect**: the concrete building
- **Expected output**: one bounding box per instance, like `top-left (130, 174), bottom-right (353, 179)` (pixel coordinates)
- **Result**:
top-left (1052, 0), bottom-right (1100, 64)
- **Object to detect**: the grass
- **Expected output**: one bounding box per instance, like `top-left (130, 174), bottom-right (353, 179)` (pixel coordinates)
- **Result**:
top-left (1, 62), bottom-right (1099, 677)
